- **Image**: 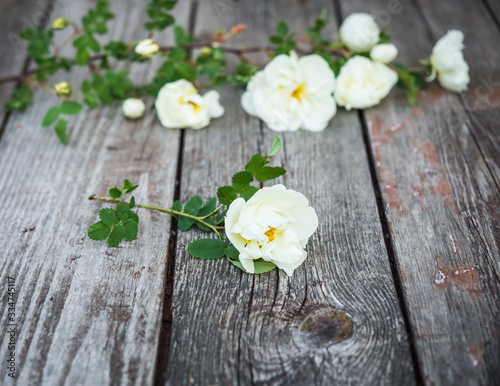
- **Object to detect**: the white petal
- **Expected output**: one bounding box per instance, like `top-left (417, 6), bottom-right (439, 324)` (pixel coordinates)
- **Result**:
top-left (299, 55), bottom-right (336, 93)
top-left (203, 90), bottom-right (225, 118)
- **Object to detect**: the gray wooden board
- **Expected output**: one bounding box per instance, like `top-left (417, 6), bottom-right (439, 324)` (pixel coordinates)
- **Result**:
top-left (164, 0), bottom-right (415, 385)
top-left (0, 0), bottom-right (191, 384)
top-left (339, 0), bottom-right (500, 384)
top-left (0, 0), bottom-right (48, 122)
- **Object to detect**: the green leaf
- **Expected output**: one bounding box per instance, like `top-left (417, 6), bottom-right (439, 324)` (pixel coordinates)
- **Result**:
top-left (224, 244), bottom-right (239, 260)
top-left (129, 196), bottom-right (135, 208)
top-left (122, 178), bottom-right (139, 193)
top-left (245, 153), bottom-right (268, 176)
top-left (277, 21), bottom-right (288, 37)
top-left (76, 48), bottom-right (90, 65)
top-left (188, 238), bottom-right (227, 259)
top-left (255, 166), bottom-right (286, 183)
top-left (108, 224), bottom-right (125, 247)
top-left (172, 200), bottom-right (182, 213)
top-left (217, 186), bottom-right (237, 205)
top-left (123, 219), bottom-right (138, 241)
top-left (42, 106), bottom-right (60, 127)
top-left (198, 197), bottom-right (217, 217)
top-left (54, 119), bottom-right (67, 144)
top-left (177, 62), bottom-right (196, 81)
top-left (60, 100), bottom-right (82, 115)
top-left (268, 136), bottom-right (282, 157)
top-left (240, 186), bottom-right (259, 201)
top-left (88, 221), bottom-right (111, 240)
top-left (116, 202), bottom-right (139, 223)
top-left (231, 171), bottom-right (253, 193)
top-left (174, 25), bottom-right (191, 46)
top-left (99, 207), bottom-right (120, 226)
top-left (178, 195), bottom-right (203, 231)
top-left (379, 29), bottom-right (391, 44)
top-left (229, 258), bottom-right (277, 274)
top-left (195, 218), bottom-right (214, 232)
top-left (109, 187), bottom-right (122, 199)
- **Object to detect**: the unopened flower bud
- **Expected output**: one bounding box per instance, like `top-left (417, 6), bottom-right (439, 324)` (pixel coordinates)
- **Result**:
top-left (200, 47), bottom-right (212, 56)
top-left (122, 98), bottom-right (146, 119)
top-left (54, 81), bottom-right (71, 96)
top-left (135, 39), bottom-right (160, 58)
top-left (51, 18), bottom-right (68, 30)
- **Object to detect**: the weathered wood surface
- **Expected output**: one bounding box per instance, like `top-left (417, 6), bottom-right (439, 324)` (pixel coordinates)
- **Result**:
top-left (0, 0), bottom-right (190, 384)
top-left (339, 0), bottom-right (500, 384)
top-left (0, 0), bottom-right (50, 123)
top-left (164, 1), bottom-right (415, 385)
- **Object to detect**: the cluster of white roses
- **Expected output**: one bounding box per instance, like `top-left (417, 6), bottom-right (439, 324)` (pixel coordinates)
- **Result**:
top-left (122, 12), bottom-right (469, 134)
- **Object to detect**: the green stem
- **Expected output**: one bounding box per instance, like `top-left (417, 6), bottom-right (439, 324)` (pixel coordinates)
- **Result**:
top-left (88, 195), bottom-right (223, 239)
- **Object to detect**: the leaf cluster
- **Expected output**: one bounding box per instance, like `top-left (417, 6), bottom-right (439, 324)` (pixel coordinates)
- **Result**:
top-left (216, 137), bottom-right (285, 207)
top-left (172, 196), bottom-right (225, 232)
top-left (394, 62), bottom-right (429, 106)
top-left (269, 21), bottom-right (296, 56)
top-left (145, 0), bottom-right (178, 30)
top-left (42, 101), bottom-right (83, 144)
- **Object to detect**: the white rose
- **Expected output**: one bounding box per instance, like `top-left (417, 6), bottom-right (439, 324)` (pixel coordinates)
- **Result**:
top-left (241, 51), bottom-right (336, 132)
top-left (155, 79), bottom-right (224, 129)
top-left (428, 30), bottom-right (469, 92)
top-left (135, 39), bottom-right (159, 57)
top-left (370, 43), bottom-right (398, 63)
top-left (122, 98), bottom-right (146, 119)
top-left (225, 184), bottom-right (318, 276)
top-left (339, 13), bottom-right (380, 53)
top-left (334, 56), bottom-right (398, 110)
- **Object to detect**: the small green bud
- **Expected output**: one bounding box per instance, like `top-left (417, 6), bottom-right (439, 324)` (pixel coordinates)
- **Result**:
top-left (51, 17), bottom-right (68, 30)
top-left (54, 81), bottom-right (72, 96)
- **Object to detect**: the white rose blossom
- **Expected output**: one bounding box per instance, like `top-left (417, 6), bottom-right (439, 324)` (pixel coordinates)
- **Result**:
top-left (339, 13), bottom-right (380, 53)
top-left (370, 43), bottom-right (398, 63)
top-left (122, 98), bottom-right (146, 119)
top-left (334, 56), bottom-right (398, 110)
top-left (225, 184), bottom-right (319, 276)
top-left (428, 29), bottom-right (469, 92)
top-left (241, 51), bottom-right (336, 132)
top-left (135, 39), bottom-right (160, 57)
top-left (155, 79), bottom-right (224, 129)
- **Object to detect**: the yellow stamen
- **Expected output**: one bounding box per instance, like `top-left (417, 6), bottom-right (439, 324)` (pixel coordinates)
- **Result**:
top-left (264, 227), bottom-right (277, 242)
top-left (291, 83), bottom-right (306, 101)
top-left (187, 100), bottom-right (202, 113)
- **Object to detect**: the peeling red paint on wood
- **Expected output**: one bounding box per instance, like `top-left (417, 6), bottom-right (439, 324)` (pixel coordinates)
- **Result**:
top-left (434, 258), bottom-right (482, 294)
top-left (468, 343), bottom-right (485, 367)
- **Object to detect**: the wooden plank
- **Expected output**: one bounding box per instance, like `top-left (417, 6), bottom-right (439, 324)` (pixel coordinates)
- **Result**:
top-left (0, 0), bottom-right (50, 123)
top-left (338, 0), bottom-right (500, 384)
top-left (0, 0), bottom-right (192, 384)
top-left (164, 1), bottom-right (416, 384)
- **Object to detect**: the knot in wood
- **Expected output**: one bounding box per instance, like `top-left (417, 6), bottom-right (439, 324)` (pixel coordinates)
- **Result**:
top-left (299, 309), bottom-right (353, 348)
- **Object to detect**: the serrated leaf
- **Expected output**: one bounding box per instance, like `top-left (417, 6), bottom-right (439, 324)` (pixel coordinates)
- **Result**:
top-left (187, 238), bottom-right (227, 259)
top-left (172, 200), bottom-right (182, 213)
top-left (60, 100), bottom-right (82, 115)
top-left (108, 187), bottom-right (122, 199)
top-left (224, 244), bottom-right (239, 260)
top-left (217, 186), bottom-right (237, 205)
top-left (123, 219), bottom-right (138, 241)
top-left (99, 207), bottom-right (120, 226)
top-left (214, 208), bottom-right (227, 225)
top-left (231, 171), bottom-right (253, 193)
top-left (255, 166), bottom-right (286, 183)
top-left (42, 106), bottom-right (60, 127)
top-left (195, 218), bottom-right (214, 232)
top-left (184, 195), bottom-right (203, 215)
top-left (54, 119), bottom-right (67, 144)
top-left (122, 178), bottom-right (139, 194)
top-left (244, 153), bottom-right (268, 176)
top-left (229, 258), bottom-right (277, 274)
top-left (268, 136), bottom-right (281, 157)
top-left (240, 185), bottom-right (259, 201)
top-left (129, 196), bottom-right (135, 208)
top-left (108, 224), bottom-right (125, 247)
top-left (116, 202), bottom-right (139, 223)
top-left (87, 221), bottom-right (111, 240)
top-left (198, 197), bottom-right (217, 217)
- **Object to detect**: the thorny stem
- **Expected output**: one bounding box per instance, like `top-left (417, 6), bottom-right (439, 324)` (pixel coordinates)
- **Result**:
top-left (88, 194), bottom-right (223, 239)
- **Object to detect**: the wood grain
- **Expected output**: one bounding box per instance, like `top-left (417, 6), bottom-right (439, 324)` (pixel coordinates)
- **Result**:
top-left (164, 1), bottom-right (415, 384)
top-left (339, 0), bottom-right (500, 384)
top-left (0, 0), bottom-right (191, 384)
